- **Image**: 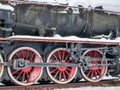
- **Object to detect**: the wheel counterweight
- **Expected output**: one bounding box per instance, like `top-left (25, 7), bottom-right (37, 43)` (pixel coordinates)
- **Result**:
top-left (46, 48), bottom-right (77, 84)
top-left (7, 47), bottom-right (43, 86)
top-left (81, 50), bottom-right (107, 82)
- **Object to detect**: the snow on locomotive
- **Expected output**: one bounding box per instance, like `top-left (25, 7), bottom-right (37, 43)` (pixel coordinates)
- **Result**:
top-left (0, 0), bottom-right (120, 86)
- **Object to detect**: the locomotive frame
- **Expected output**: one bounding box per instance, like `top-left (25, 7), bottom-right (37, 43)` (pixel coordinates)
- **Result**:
top-left (0, 0), bottom-right (120, 86)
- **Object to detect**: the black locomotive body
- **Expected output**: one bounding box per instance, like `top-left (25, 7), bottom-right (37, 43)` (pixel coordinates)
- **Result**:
top-left (0, 9), bottom-right (13, 37)
top-left (0, 1), bottom-right (120, 86)
top-left (14, 4), bottom-right (120, 38)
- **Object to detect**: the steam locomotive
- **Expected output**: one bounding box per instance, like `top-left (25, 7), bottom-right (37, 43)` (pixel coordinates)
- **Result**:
top-left (0, 0), bottom-right (120, 86)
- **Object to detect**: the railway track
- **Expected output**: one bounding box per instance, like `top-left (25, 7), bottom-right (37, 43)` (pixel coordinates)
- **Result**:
top-left (0, 79), bottom-right (120, 90)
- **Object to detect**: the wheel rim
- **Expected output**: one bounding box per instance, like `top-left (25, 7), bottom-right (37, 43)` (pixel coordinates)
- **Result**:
top-left (7, 47), bottom-right (43, 86)
top-left (46, 48), bottom-right (77, 84)
top-left (0, 54), bottom-right (4, 78)
top-left (81, 50), bottom-right (107, 82)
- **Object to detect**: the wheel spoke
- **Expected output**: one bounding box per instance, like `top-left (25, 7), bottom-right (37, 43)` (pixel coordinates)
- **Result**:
top-left (94, 70), bottom-right (98, 79)
top-left (96, 69), bottom-right (101, 75)
top-left (19, 50), bottom-right (23, 58)
top-left (15, 53), bottom-right (20, 58)
top-left (19, 51), bottom-right (23, 58)
top-left (57, 50), bottom-right (61, 61)
top-left (50, 68), bottom-right (58, 74)
top-left (54, 70), bottom-right (59, 79)
top-left (62, 50), bottom-right (65, 60)
top-left (26, 72), bottom-right (30, 79)
top-left (67, 59), bottom-right (74, 63)
top-left (63, 71), bottom-right (66, 80)
top-left (65, 70), bottom-right (70, 77)
top-left (83, 69), bottom-right (88, 73)
top-left (66, 67), bottom-right (71, 71)
top-left (21, 50), bottom-right (25, 59)
top-left (22, 72), bottom-right (25, 82)
top-left (64, 53), bottom-right (69, 62)
top-left (81, 50), bottom-right (107, 82)
top-left (59, 71), bottom-right (62, 80)
top-left (47, 48), bottom-right (77, 84)
top-left (90, 51), bottom-right (92, 57)
top-left (94, 51), bottom-right (96, 57)
top-left (91, 70), bottom-right (94, 79)
top-left (7, 47), bottom-right (43, 86)
top-left (12, 69), bottom-right (21, 74)
top-left (16, 71), bottom-right (23, 80)
top-left (87, 70), bottom-right (91, 77)
top-left (26, 49), bottom-right (29, 60)
top-left (53, 54), bottom-right (59, 61)
top-left (30, 53), bottom-right (35, 62)
top-left (0, 55), bottom-right (4, 80)
top-left (0, 66), bottom-right (2, 72)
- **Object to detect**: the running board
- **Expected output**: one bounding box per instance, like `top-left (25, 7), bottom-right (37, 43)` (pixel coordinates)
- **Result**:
top-left (0, 35), bottom-right (119, 45)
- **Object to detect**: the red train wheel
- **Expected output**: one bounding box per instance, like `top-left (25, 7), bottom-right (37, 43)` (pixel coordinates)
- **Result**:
top-left (46, 48), bottom-right (77, 84)
top-left (81, 50), bottom-right (107, 82)
top-left (7, 47), bottom-right (43, 86)
top-left (0, 54), bottom-right (4, 78)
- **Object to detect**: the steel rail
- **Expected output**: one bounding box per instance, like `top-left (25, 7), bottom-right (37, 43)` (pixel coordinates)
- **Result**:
top-left (0, 79), bottom-right (120, 90)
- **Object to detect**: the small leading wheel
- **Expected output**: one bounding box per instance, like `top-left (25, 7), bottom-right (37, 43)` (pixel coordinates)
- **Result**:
top-left (46, 48), bottom-right (77, 84)
top-left (81, 50), bottom-right (107, 82)
top-left (7, 47), bottom-right (43, 86)
top-left (0, 54), bottom-right (4, 79)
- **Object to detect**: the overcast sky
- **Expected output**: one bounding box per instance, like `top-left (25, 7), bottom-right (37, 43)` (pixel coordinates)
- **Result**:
top-left (29, 0), bottom-right (120, 7)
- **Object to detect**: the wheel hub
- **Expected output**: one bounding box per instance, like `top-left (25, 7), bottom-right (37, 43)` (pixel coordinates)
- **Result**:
top-left (57, 60), bottom-right (67, 71)
top-left (13, 58), bottom-right (27, 69)
top-left (21, 66), bottom-right (32, 73)
top-left (20, 60), bottom-right (32, 73)
top-left (57, 66), bottom-right (67, 71)
top-left (91, 60), bottom-right (98, 70)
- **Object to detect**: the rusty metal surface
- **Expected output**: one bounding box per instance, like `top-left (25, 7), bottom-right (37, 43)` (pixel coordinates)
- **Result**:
top-left (9, 36), bottom-right (119, 45)
top-left (0, 36), bottom-right (119, 45)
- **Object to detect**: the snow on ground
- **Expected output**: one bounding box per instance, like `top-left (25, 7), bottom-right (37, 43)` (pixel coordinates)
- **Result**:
top-left (53, 76), bottom-right (120, 90)
top-left (29, 0), bottom-right (120, 12)
top-left (55, 86), bottom-right (120, 90)
top-left (0, 3), bottom-right (14, 11)
top-left (53, 75), bottom-right (120, 90)
top-left (0, 0), bottom-right (120, 12)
